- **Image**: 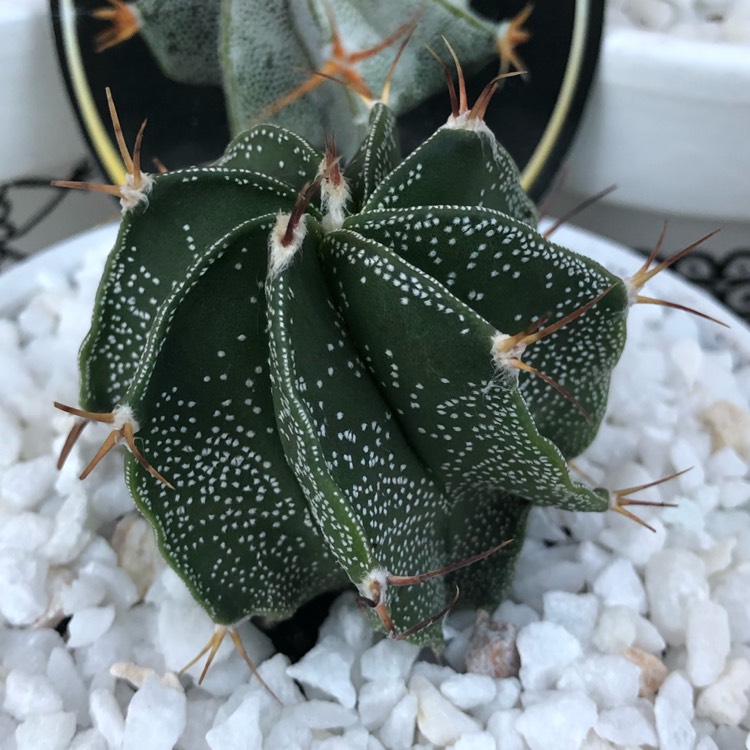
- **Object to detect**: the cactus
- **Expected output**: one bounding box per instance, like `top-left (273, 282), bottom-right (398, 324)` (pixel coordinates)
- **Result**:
top-left (54, 52), bottom-right (718, 686)
top-left (92, 0), bottom-right (532, 157)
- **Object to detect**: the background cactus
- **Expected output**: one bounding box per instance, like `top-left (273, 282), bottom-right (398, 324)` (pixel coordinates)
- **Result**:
top-left (55, 57), bottom-right (706, 680)
top-left (92, 0), bottom-right (531, 157)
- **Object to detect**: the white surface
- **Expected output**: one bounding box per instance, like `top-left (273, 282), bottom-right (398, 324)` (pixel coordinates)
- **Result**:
top-left (563, 26), bottom-right (750, 223)
top-left (0, 222), bottom-right (118, 316)
top-left (0, 0), bottom-right (88, 183)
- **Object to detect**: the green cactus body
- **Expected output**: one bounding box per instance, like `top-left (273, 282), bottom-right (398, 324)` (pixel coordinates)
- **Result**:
top-left (122, 216), bottom-right (346, 623)
top-left (64, 85), bottom-right (633, 647)
top-left (79, 129), bottom-right (321, 413)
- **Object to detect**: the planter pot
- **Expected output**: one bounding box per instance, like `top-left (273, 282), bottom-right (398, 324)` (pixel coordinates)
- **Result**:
top-left (552, 24), bottom-right (750, 319)
top-left (1, 223), bottom-right (749, 749)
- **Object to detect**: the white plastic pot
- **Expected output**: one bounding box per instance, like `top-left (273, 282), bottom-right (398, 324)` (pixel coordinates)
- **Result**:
top-left (554, 25), bottom-right (750, 296)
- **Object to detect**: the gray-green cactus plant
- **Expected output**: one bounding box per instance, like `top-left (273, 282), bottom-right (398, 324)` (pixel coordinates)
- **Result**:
top-left (55, 52), bottom-right (716, 687)
top-left (92, 0), bottom-right (532, 157)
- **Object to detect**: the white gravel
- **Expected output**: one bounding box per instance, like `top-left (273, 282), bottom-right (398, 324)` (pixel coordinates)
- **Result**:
top-left (0, 223), bottom-right (749, 749)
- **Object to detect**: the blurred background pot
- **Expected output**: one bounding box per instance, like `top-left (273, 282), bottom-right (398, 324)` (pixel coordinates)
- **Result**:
top-left (551, 18), bottom-right (750, 319)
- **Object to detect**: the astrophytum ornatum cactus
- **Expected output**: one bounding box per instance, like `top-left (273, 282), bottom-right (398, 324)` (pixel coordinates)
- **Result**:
top-left (55, 59), bottom-right (714, 683)
top-left (93, 0), bottom-right (532, 157)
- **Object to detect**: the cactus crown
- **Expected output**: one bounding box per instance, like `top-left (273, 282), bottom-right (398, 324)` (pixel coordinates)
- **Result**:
top-left (55, 44), bottom-right (716, 686)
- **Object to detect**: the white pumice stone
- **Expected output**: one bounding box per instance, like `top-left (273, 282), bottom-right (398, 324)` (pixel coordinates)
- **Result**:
top-left (565, 508), bottom-right (608, 542)
top-left (517, 622), bottom-right (583, 691)
top-left (592, 606), bottom-right (637, 654)
top-left (440, 673), bottom-right (497, 710)
top-left (511, 551), bottom-right (587, 611)
top-left (0, 512), bottom-right (53, 553)
top-left (515, 690), bottom-right (598, 750)
top-left (633, 612), bottom-right (667, 653)
top-left (699, 537), bottom-right (736, 578)
top-left (493, 678), bottom-right (521, 709)
top-left (315, 727), bottom-right (371, 749)
top-left (708, 510), bottom-right (750, 541)
top-left (672, 439), bottom-right (708, 492)
top-left (576, 541), bottom-right (613, 584)
top-left (695, 735), bottom-right (720, 750)
top-left (718, 478), bottom-right (750, 509)
top-left (80, 560), bottom-right (139, 612)
top-left (67, 605), bottom-right (117, 648)
top-left (14, 710), bottom-right (76, 750)
top-left (411, 661), bottom-right (459, 686)
top-left (654, 671), bottom-right (696, 750)
top-left (177, 696), bottom-right (221, 750)
top-left (542, 591), bottom-right (599, 647)
top-left (318, 593), bottom-right (374, 655)
top-left (0, 456), bottom-right (56, 511)
top-left (713, 563), bottom-right (750, 642)
top-left (598, 514), bottom-right (667, 567)
top-left (493, 600), bottom-right (539, 629)
top-left (264, 710), bottom-right (312, 750)
top-left (359, 637), bottom-right (420, 683)
top-left (111, 513), bottom-right (164, 599)
top-left (0, 629), bottom-right (62, 677)
top-left (409, 674), bottom-right (481, 746)
top-left (706, 446), bottom-right (748, 480)
top-left (44, 489), bottom-right (91, 565)
top-left (253, 653), bottom-right (305, 707)
top-left (556, 654), bottom-right (641, 709)
top-left (593, 558), bottom-right (648, 613)
top-left (376, 692), bottom-right (417, 750)
top-left (286, 637), bottom-right (357, 708)
top-left (0, 406), bottom-right (22, 467)
top-left (89, 689), bottom-right (125, 750)
top-left (90, 476), bottom-right (138, 524)
top-left (69, 728), bottom-right (108, 750)
top-left (46, 647), bottom-right (89, 726)
top-left (60, 573), bottom-right (107, 614)
top-left (485, 708), bottom-right (524, 750)
top-left (0, 550), bottom-right (49, 625)
top-left (695, 658), bottom-right (750, 726)
top-left (443, 628), bottom-right (472, 672)
top-left (210, 681), bottom-right (272, 734)
top-left (645, 549), bottom-right (710, 646)
top-left (292, 700), bottom-right (358, 731)
top-left (122, 674), bottom-right (186, 750)
top-left (206, 693), bottom-right (262, 750)
top-left (691, 484), bottom-right (721, 517)
top-left (156, 600), bottom-right (225, 676)
top-left (449, 730), bottom-right (498, 750)
top-left (686, 600), bottom-right (731, 687)
top-left (357, 679), bottom-right (406, 730)
top-left (525, 507), bottom-right (570, 542)
top-left (595, 704), bottom-right (658, 746)
top-left (668, 338), bottom-right (704, 388)
top-left (18, 294), bottom-right (57, 339)
top-left (3, 669), bottom-right (63, 720)
top-left (736, 528), bottom-right (750, 563)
